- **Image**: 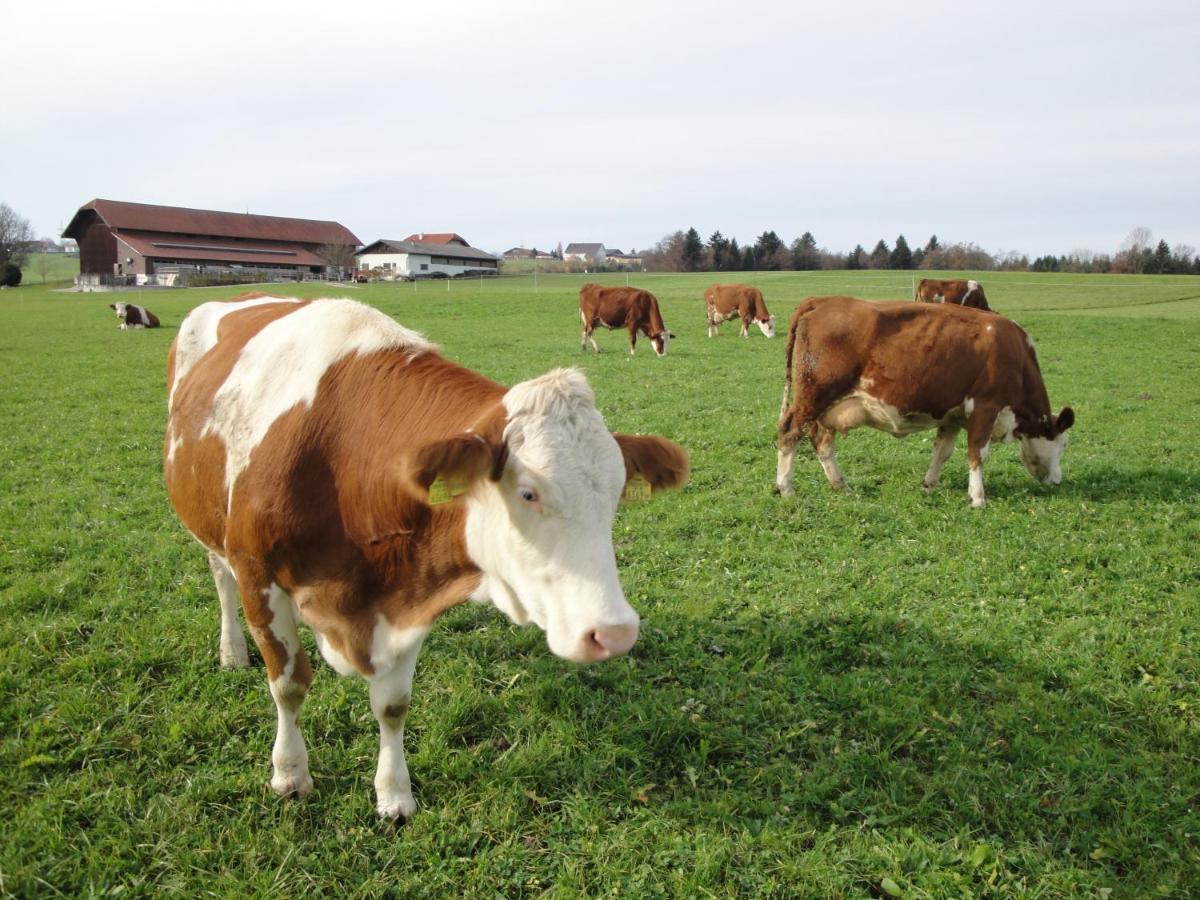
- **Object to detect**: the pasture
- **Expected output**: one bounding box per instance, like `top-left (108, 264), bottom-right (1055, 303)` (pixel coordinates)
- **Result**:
top-left (2, 271), bottom-right (1198, 897)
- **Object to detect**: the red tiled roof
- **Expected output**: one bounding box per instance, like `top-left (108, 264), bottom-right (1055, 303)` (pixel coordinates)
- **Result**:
top-left (115, 231), bottom-right (327, 267)
top-left (64, 198), bottom-right (360, 246)
top-left (402, 232), bottom-right (470, 246)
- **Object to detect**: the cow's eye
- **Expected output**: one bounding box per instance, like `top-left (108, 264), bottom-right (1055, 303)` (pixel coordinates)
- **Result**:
top-left (518, 487), bottom-right (539, 504)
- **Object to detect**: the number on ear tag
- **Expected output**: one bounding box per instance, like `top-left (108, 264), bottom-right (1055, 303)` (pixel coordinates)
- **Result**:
top-left (621, 474), bottom-right (652, 504)
top-left (428, 475), bottom-right (470, 505)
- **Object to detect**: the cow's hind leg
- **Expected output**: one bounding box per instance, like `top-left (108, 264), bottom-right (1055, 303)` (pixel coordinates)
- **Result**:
top-left (922, 426), bottom-right (960, 493)
top-left (208, 551), bottom-right (250, 668)
top-left (235, 564), bottom-right (314, 798)
top-left (368, 628), bottom-right (428, 821)
top-left (811, 423), bottom-right (847, 491)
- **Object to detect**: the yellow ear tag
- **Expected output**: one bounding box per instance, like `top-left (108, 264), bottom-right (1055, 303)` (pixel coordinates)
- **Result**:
top-left (621, 474), bottom-right (652, 504)
top-left (428, 475), bottom-right (470, 505)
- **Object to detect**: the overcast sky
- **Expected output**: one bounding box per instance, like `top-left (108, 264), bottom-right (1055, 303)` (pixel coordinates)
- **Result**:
top-left (6, 0), bottom-right (1198, 258)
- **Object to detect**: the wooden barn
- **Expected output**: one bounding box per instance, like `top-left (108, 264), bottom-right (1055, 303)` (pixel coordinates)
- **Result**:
top-left (62, 199), bottom-right (361, 283)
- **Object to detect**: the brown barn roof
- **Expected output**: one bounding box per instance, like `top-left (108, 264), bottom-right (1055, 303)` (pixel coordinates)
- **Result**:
top-left (402, 232), bottom-right (470, 246)
top-left (63, 199), bottom-right (360, 246)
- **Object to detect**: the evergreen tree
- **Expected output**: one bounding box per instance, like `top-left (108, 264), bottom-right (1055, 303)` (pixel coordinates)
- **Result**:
top-left (755, 230), bottom-right (784, 260)
top-left (924, 235), bottom-right (940, 254)
top-left (869, 239), bottom-right (891, 269)
top-left (791, 232), bottom-right (820, 270)
top-left (1152, 239), bottom-right (1171, 274)
top-left (742, 244), bottom-right (757, 271)
top-left (727, 238), bottom-right (741, 271)
top-left (707, 230), bottom-right (728, 271)
top-left (890, 234), bottom-right (914, 269)
top-left (682, 227), bottom-right (705, 272)
top-left (846, 244), bottom-right (865, 270)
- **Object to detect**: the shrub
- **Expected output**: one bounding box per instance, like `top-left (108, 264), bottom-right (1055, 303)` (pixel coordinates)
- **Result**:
top-left (1, 262), bottom-right (21, 287)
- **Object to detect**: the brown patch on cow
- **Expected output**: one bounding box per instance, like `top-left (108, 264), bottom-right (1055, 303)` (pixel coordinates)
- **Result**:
top-left (777, 297), bottom-right (1069, 496)
top-left (705, 283), bottom-right (771, 332)
top-left (613, 433), bottom-right (690, 493)
top-left (915, 278), bottom-right (990, 311)
top-left (579, 283), bottom-right (670, 353)
top-left (382, 700), bottom-right (410, 727)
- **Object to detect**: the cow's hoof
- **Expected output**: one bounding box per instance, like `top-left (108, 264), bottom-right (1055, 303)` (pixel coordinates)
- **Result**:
top-left (377, 794), bottom-right (417, 822)
top-left (829, 481), bottom-right (848, 492)
top-left (270, 771), bottom-right (313, 798)
top-left (220, 647), bottom-right (251, 669)
top-left (921, 481), bottom-right (938, 494)
top-left (774, 484), bottom-right (793, 497)
top-left (970, 498), bottom-right (987, 509)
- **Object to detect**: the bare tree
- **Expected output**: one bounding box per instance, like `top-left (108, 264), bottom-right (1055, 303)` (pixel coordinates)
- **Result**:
top-left (0, 202), bottom-right (35, 269)
top-left (316, 243), bottom-right (358, 277)
top-left (35, 254), bottom-right (53, 283)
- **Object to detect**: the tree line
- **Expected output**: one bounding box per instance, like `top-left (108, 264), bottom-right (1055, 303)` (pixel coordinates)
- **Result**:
top-left (639, 226), bottom-right (1200, 276)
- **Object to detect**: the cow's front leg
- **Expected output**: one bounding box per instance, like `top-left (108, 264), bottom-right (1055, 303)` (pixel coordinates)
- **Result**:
top-left (628, 326), bottom-right (637, 355)
top-left (237, 567), bottom-right (314, 798)
top-left (965, 409), bottom-right (997, 508)
top-left (922, 426), bottom-right (960, 493)
top-left (740, 317), bottom-right (750, 337)
top-left (368, 629), bottom-right (427, 820)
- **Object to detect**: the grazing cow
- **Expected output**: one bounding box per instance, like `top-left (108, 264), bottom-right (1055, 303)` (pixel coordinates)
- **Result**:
top-left (775, 296), bottom-right (1073, 508)
top-left (109, 302), bottom-right (160, 329)
top-left (704, 283), bottom-right (776, 338)
top-left (914, 278), bottom-right (990, 311)
top-left (164, 295), bottom-right (689, 819)
top-left (579, 283), bottom-right (674, 356)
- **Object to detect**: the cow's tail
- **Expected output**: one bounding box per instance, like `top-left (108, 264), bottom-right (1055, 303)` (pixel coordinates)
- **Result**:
top-left (780, 309), bottom-right (802, 422)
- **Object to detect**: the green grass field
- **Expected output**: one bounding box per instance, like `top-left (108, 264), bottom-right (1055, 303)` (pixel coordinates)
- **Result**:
top-left (2, 271), bottom-right (1198, 897)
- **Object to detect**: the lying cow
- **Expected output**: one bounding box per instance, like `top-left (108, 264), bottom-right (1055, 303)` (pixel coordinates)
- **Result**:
top-left (579, 283), bottom-right (674, 356)
top-left (704, 283), bottom-right (776, 338)
top-left (775, 296), bottom-right (1073, 507)
top-left (164, 294), bottom-right (688, 820)
top-left (915, 278), bottom-right (990, 311)
top-left (109, 302), bottom-right (160, 329)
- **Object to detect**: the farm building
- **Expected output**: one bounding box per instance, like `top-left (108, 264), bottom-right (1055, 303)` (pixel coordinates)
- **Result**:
top-left (502, 247), bottom-right (556, 260)
top-left (62, 199), bottom-right (360, 285)
top-left (563, 243), bottom-right (607, 265)
top-left (356, 236), bottom-right (498, 279)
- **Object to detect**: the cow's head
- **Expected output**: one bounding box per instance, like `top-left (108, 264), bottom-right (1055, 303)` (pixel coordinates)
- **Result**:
top-left (109, 302), bottom-right (127, 320)
top-left (757, 316), bottom-right (777, 338)
top-left (651, 331), bottom-right (675, 357)
top-left (1019, 406), bottom-right (1074, 484)
top-left (410, 369), bottom-right (688, 662)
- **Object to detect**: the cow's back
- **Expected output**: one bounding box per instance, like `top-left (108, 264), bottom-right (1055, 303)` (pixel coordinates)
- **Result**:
top-left (788, 296), bottom-right (1022, 418)
top-left (165, 297), bottom-right (441, 552)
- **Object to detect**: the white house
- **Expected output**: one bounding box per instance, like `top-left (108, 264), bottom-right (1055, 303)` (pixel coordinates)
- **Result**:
top-left (563, 243), bottom-right (607, 265)
top-left (356, 237), bottom-right (498, 279)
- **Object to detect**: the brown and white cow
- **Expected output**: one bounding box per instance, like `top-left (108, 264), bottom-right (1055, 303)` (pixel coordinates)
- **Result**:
top-left (914, 278), bottom-right (990, 311)
top-left (775, 296), bottom-right (1073, 508)
top-left (164, 294), bottom-right (688, 819)
top-left (579, 283), bottom-right (674, 356)
top-left (109, 302), bottom-right (160, 329)
top-left (704, 283), bottom-right (776, 338)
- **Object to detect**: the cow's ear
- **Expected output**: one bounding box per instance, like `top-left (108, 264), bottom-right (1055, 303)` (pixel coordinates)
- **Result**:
top-left (612, 433), bottom-right (689, 493)
top-left (410, 433), bottom-right (505, 503)
top-left (1055, 406), bottom-right (1075, 434)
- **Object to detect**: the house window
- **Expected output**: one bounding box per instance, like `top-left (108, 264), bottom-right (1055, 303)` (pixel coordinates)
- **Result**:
top-left (420, 263), bottom-right (428, 271)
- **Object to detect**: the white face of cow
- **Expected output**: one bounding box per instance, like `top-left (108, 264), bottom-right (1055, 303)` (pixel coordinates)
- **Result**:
top-left (1018, 407), bottom-right (1075, 484)
top-left (757, 316), bottom-right (777, 338)
top-left (111, 303), bottom-right (128, 319)
top-left (651, 332), bottom-right (672, 357)
top-left (463, 370), bottom-right (639, 663)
